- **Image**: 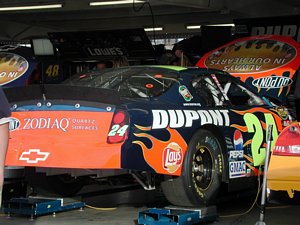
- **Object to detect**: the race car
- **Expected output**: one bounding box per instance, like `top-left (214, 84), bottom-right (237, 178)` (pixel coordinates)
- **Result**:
top-left (267, 122), bottom-right (300, 199)
top-left (4, 65), bottom-right (291, 207)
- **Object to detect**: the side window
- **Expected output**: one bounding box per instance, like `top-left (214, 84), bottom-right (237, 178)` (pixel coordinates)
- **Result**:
top-left (218, 77), bottom-right (264, 106)
top-left (192, 76), bottom-right (225, 107)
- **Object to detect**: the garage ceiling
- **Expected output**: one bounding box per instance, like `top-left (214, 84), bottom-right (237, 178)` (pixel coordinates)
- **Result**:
top-left (0, 0), bottom-right (299, 41)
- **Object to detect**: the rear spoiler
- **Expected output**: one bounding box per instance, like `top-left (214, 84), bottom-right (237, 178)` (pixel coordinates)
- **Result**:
top-left (3, 84), bottom-right (121, 105)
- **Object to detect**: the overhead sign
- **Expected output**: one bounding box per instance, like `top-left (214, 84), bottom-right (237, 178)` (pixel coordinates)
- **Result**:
top-left (234, 15), bottom-right (300, 43)
top-left (196, 35), bottom-right (300, 103)
top-left (48, 28), bottom-right (155, 61)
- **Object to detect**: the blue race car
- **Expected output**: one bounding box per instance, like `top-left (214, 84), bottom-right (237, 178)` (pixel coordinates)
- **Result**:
top-left (5, 65), bottom-right (291, 206)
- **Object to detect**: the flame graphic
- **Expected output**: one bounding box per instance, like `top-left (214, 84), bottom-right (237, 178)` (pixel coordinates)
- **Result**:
top-left (244, 154), bottom-right (253, 163)
top-left (231, 108), bottom-right (283, 132)
top-left (133, 125), bottom-right (187, 175)
top-left (243, 139), bottom-right (252, 147)
top-left (231, 124), bottom-right (248, 132)
top-left (286, 85), bottom-right (291, 96)
top-left (278, 86), bottom-right (283, 96)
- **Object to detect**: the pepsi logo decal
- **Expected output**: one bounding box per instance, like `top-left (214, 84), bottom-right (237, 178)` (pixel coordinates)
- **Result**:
top-left (233, 130), bottom-right (243, 151)
top-left (229, 150), bottom-right (244, 159)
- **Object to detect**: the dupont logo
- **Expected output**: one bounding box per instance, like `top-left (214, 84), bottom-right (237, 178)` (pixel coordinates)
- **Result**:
top-left (0, 52), bottom-right (29, 86)
top-left (19, 149), bottom-right (50, 164)
top-left (252, 76), bottom-right (293, 89)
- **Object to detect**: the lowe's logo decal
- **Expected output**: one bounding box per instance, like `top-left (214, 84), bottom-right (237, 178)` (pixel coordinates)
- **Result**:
top-left (252, 76), bottom-right (293, 89)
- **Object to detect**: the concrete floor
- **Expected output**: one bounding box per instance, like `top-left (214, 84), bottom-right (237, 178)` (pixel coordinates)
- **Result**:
top-left (0, 183), bottom-right (300, 225)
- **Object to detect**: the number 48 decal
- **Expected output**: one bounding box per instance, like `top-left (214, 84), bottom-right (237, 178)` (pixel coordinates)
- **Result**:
top-left (108, 125), bottom-right (129, 136)
top-left (244, 113), bottom-right (278, 166)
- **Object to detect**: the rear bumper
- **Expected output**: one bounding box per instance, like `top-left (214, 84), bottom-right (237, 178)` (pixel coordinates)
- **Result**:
top-left (267, 155), bottom-right (300, 197)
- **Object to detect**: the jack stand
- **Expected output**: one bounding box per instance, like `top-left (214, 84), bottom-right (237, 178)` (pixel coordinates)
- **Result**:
top-left (138, 205), bottom-right (218, 225)
top-left (3, 197), bottom-right (85, 219)
top-left (255, 124), bottom-right (273, 225)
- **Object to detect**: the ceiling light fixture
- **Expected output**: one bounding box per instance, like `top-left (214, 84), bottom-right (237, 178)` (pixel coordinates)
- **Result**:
top-left (89, 0), bottom-right (145, 6)
top-left (207, 23), bottom-right (235, 27)
top-left (0, 3), bottom-right (63, 11)
top-left (186, 25), bottom-right (201, 30)
top-left (144, 27), bottom-right (163, 32)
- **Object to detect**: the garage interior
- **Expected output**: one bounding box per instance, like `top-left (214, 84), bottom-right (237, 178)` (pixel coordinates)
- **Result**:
top-left (0, 0), bottom-right (300, 225)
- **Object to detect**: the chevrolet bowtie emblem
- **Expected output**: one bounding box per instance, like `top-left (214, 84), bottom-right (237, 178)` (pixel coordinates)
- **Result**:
top-left (19, 149), bottom-right (50, 164)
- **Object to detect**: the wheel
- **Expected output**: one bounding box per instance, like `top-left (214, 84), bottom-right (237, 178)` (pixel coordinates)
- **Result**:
top-left (161, 129), bottom-right (224, 206)
top-left (46, 174), bottom-right (84, 196)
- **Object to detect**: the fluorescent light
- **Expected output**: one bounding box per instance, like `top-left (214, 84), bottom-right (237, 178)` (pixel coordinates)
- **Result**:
top-left (0, 4), bottom-right (62, 11)
top-left (186, 25), bottom-right (201, 30)
top-left (207, 23), bottom-right (235, 27)
top-left (144, 27), bottom-right (163, 32)
top-left (89, 0), bottom-right (145, 6)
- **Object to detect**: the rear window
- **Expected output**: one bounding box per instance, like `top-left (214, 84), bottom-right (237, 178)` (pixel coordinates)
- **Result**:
top-left (64, 67), bottom-right (179, 98)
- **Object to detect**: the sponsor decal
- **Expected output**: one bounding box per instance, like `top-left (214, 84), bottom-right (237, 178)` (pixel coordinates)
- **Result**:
top-left (19, 149), bottom-right (50, 164)
top-left (199, 37), bottom-right (297, 74)
top-left (183, 103), bottom-right (201, 106)
top-left (229, 150), bottom-right (244, 160)
top-left (233, 130), bottom-right (243, 150)
top-left (162, 142), bottom-right (183, 173)
top-left (273, 106), bottom-right (289, 120)
top-left (229, 161), bottom-right (246, 178)
top-left (8, 117), bottom-right (20, 131)
top-left (0, 52), bottom-right (29, 86)
top-left (179, 85), bottom-right (193, 102)
top-left (133, 125), bottom-right (187, 176)
top-left (87, 47), bottom-right (124, 56)
top-left (196, 35), bottom-right (300, 103)
top-left (225, 137), bottom-right (234, 150)
top-left (23, 118), bottom-right (70, 132)
top-left (252, 76), bottom-right (293, 89)
top-left (71, 118), bottom-right (99, 131)
top-left (151, 109), bottom-right (230, 129)
top-left (18, 117), bottom-right (99, 132)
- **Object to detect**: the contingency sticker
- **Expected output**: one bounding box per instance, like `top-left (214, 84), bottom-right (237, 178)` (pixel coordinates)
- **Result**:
top-left (229, 161), bottom-right (246, 179)
top-left (179, 85), bottom-right (193, 101)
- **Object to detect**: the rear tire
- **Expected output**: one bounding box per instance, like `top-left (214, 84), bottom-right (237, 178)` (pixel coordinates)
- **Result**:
top-left (161, 129), bottom-right (224, 206)
top-left (46, 174), bottom-right (84, 196)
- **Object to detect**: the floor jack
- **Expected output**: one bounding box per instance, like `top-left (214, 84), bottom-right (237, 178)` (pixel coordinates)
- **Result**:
top-left (138, 205), bottom-right (218, 225)
top-left (3, 197), bottom-right (85, 219)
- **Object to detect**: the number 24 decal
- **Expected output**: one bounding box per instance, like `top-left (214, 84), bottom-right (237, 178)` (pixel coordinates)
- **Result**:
top-left (244, 113), bottom-right (278, 166)
top-left (108, 125), bottom-right (129, 136)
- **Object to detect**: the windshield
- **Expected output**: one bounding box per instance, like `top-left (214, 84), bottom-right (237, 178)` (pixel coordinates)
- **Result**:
top-left (64, 67), bottom-right (179, 98)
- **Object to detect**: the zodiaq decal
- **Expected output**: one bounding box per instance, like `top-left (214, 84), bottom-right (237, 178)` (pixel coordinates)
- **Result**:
top-left (252, 76), bottom-right (293, 89)
top-left (0, 52), bottom-right (29, 86)
top-left (151, 109), bottom-right (230, 129)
